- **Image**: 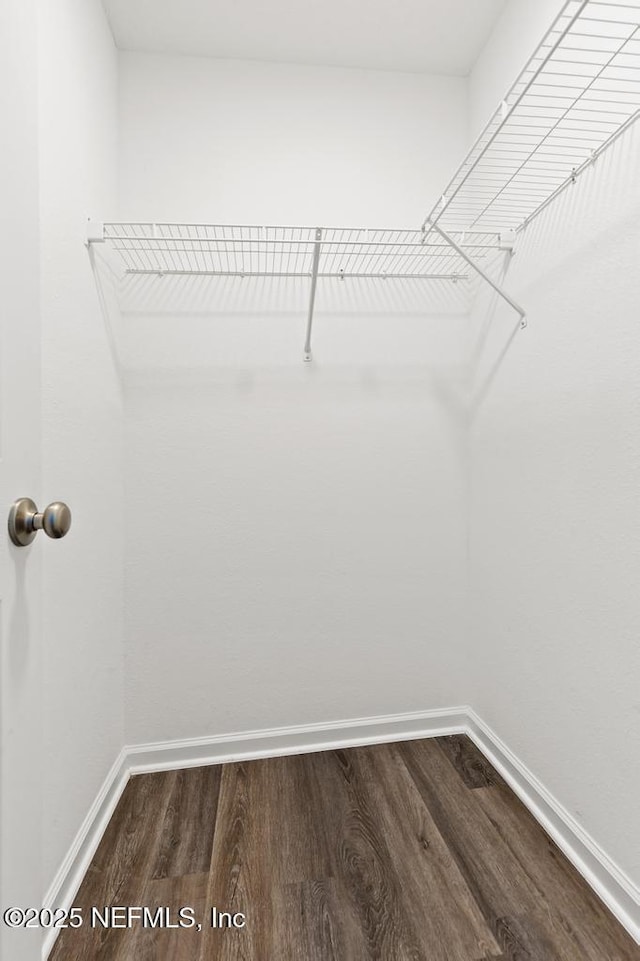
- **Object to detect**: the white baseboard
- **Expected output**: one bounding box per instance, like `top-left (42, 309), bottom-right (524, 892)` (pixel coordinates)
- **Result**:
top-left (126, 706), bottom-right (468, 774)
top-left (465, 708), bottom-right (640, 944)
top-left (42, 705), bottom-right (640, 958)
top-left (41, 748), bottom-right (130, 960)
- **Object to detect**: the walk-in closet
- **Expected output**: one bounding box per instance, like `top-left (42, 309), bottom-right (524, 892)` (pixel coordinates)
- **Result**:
top-left (1, 1), bottom-right (639, 958)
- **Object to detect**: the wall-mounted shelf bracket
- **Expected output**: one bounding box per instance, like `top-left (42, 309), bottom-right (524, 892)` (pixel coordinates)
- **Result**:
top-left (86, 220), bottom-right (105, 245)
top-left (427, 222), bottom-right (527, 329)
top-left (499, 230), bottom-right (517, 253)
top-left (304, 228), bottom-right (322, 362)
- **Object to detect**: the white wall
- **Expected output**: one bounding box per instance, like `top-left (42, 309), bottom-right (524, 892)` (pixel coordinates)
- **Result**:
top-left (466, 0), bottom-right (640, 891)
top-left (117, 53), bottom-right (470, 743)
top-left (466, 122), bottom-right (640, 886)
top-left (38, 0), bottom-right (124, 893)
top-left (469, 0), bottom-right (565, 137)
top-left (118, 53), bottom-right (466, 227)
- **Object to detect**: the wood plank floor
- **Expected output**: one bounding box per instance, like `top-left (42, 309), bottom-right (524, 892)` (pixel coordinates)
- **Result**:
top-left (49, 736), bottom-right (640, 960)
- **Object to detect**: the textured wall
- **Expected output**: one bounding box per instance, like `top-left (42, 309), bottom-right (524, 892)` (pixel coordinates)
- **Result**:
top-left (466, 0), bottom-right (640, 891)
top-left (468, 0), bottom-right (565, 138)
top-left (118, 52), bottom-right (467, 227)
top-left (117, 54), bottom-right (471, 743)
top-left (38, 0), bottom-right (124, 893)
top-left (467, 123), bottom-right (640, 887)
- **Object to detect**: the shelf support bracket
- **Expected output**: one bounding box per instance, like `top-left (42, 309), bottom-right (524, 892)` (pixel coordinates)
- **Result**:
top-left (86, 220), bottom-right (105, 246)
top-left (304, 228), bottom-right (322, 362)
top-left (428, 222), bottom-right (527, 329)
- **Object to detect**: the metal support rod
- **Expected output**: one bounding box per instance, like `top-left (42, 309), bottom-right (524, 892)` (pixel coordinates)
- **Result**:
top-left (429, 222), bottom-right (527, 329)
top-left (304, 228), bottom-right (322, 362)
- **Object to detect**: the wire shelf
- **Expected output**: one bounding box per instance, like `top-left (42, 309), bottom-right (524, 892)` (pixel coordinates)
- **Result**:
top-left (424, 0), bottom-right (640, 234)
top-left (99, 223), bottom-right (505, 282)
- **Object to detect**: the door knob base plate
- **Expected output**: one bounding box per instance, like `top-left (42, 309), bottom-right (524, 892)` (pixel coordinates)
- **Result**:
top-left (8, 498), bottom-right (39, 546)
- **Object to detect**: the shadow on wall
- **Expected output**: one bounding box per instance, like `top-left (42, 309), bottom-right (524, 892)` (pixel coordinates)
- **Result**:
top-left (464, 123), bottom-right (640, 419)
top-left (87, 244), bottom-right (473, 408)
top-left (513, 125), bottom-right (640, 288)
top-left (87, 243), bottom-right (124, 388)
top-left (113, 272), bottom-right (472, 317)
top-left (465, 250), bottom-right (523, 417)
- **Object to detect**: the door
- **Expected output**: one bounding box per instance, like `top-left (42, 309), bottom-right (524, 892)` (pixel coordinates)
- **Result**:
top-left (0, 1), bottom-right (44, 959)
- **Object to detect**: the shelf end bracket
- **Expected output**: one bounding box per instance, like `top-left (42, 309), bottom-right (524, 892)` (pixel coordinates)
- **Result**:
top-left (304, 228), bottom-right (323, 362)
top-left (86, 220), bottom-right (105, 246)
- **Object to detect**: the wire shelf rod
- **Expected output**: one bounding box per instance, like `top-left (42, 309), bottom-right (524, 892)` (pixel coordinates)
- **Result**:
top-left (106, 235), bottom-right (498, 250)
top-left (122, 269), bottom-right (470, 280)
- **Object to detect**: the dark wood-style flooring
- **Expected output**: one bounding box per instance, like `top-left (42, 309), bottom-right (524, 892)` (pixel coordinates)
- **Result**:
top-left (50, 736), bottom-right (639, 960)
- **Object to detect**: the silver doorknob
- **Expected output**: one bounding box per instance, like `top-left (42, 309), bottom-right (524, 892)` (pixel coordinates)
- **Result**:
top-left (8, 498), bottom-right (72, 547)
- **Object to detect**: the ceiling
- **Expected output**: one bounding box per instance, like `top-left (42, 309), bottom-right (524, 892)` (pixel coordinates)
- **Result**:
top-left (101, 0), bottom-right (508, 76)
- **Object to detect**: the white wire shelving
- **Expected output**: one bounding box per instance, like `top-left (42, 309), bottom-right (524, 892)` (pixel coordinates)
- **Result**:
top-left (94, 222), bottom-right (501, 281)
top-left (88, 222), bottom-right (504, 359)
top-left (423, 0), bottom-right (640, 236)
top-left (88, 0), bottom-right (640, 360)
